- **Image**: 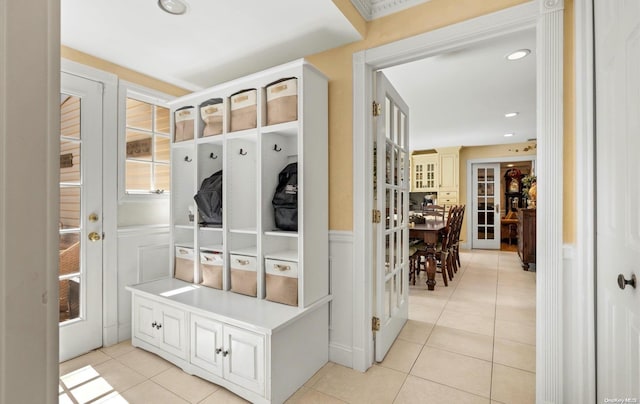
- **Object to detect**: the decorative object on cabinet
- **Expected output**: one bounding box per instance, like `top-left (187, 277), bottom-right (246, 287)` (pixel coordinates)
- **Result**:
top-left (128, 59), bottom-right (330, 404)
top-left (174, 106), bottom-right (195, 142)
top-left (266, 77), bottom-right (298, 125)
top-left (229, 89), bottom-right (257, 132)
top-left (517, 208), bottom-right (536, 270)
top-left (504, 168), bottom-right (524, 214)
top-left (174, 246), bottom-right (195, 282)
top-left (521, 174), bottom-right (537, 207)
top-left (200, 98), bottom-right (223, 137)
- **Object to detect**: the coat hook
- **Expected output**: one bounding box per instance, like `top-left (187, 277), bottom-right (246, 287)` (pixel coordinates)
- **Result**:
top-left (239, 149), bottom-right (247, 156)
top-left (209, 152), bottom-right (218, 159)
top-left (273, 144), bottom-right (282, 152)
top-left (184, 156), bottom-right (192, 162)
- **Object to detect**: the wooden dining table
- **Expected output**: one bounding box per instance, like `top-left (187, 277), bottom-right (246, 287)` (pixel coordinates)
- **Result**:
top-left (409, 219), bottom-right (447, 290)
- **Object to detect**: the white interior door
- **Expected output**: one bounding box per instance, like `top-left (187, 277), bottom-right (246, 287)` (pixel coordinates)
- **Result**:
top-left (595, 1), bottom-right (640, 399)
top-left (373, 72), bottom-right (410, 362)
top-left (59, 72), bottom-right (104, 362)
top-left (472, 163), bottom-right (501, 249)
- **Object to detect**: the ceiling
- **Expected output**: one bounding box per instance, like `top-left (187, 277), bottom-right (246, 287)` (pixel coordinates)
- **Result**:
top-left (382, 28), bottom-right (536, 151)
top-left (61, 0), bottom-right (362, 91)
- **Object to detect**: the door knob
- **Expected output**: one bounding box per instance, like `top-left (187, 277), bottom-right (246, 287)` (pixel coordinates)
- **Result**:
top-left (88, 232), bottom-right (101, 242)
top-left (617, 273), bottom-right (636, 290)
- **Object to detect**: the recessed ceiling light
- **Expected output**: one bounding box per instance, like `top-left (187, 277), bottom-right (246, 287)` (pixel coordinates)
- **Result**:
top-left (504, 133), bottom-right (515, 137)
top-left (506, 49), bottom-right (531, 61)
top-left (158, 0), bottom-right (188, 15)
top-left (507, 164), bottom-right (514, 167)
top-left (505, 112), bottom-right (519, 118)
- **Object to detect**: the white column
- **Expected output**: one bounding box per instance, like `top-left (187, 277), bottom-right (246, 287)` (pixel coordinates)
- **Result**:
top-left (536, 0), bottom-right (565, 402)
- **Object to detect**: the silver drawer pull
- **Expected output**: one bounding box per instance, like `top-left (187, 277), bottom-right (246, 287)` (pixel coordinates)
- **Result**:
top-left (236, 259), bottom-right (250, 266)
top-left (204, 256), bottom-right (213, 262)
top-left (274, 264), bottom-right (291, 271)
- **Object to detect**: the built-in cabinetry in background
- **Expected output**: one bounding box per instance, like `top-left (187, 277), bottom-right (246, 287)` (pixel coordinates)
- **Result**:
top-left (410, 146), bottom-right (460, 206)
top-left (127, 59), bottom-right (330, 404)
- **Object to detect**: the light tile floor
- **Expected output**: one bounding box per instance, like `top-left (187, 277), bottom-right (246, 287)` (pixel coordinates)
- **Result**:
top-left (59, 249), bottom-right (536, 404)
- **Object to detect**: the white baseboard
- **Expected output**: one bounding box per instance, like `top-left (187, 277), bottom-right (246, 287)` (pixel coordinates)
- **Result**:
top-left (329, 342), bottom-right (353, 368)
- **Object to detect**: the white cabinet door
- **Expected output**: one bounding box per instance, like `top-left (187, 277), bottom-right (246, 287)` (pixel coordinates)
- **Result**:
top-left (223, 325), bottom-right (265, 396)
top-left (132, 295), bottom-right (187, 359)
top-left (157, 304), bottom-right (187, 359)
top-left (133, 296), bottom-right (158, 345)
top-left (190, 314), bottom-right (224, 377)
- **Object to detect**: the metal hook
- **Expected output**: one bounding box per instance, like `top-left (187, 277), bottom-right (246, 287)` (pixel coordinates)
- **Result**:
top-left (184, 156), bottom-right (192, 162)
top-left (239, 149), bottom-right (247, 156)
top-left (273, 144), bottom-right (282, 152)
top-left (209, 152), bottom-right (218, 159)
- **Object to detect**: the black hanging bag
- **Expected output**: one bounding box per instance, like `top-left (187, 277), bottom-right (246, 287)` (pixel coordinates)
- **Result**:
top-left (272, 163), bottom-right (298, 231)
top-left (194, 170), bottom-right (223, 226)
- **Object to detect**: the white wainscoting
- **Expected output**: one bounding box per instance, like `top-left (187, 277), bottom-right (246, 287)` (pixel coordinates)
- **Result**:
top-left (329, 230), bottom-right (355, 368)
top-left (116, 225), bottom-right (170, 341)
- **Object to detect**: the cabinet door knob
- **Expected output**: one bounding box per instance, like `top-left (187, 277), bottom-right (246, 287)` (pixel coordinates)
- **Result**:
top-left (222, 350), bottom-right (229, 357)
top-left (151, 321), bottom-right (157, 328)
top-left (617, 273), bottom-right (636, 290)
top-left (215, 348), bottom-right (222, 354)
top-left (156, 323), bottom-right (162, 329)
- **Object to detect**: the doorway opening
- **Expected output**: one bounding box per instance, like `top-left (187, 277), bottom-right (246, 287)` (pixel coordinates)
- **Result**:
top-left (353, 1), bottom-right (565, 400)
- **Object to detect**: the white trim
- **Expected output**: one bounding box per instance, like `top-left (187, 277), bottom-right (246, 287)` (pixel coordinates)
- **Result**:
top-left (353, 2), bottom-right (565, 400)
top-left (569, 0), bottom-right (596, 401)
top-left (464, 155), bottom-right (536, 249)
top-left (349, 0), bottom-right (432, 21)
top-left (117, 225), bottom-right (171, 237)
top-left (328, 230), bottom-right (355, 243)
top-left (61, 59), bottom-right (120, 347)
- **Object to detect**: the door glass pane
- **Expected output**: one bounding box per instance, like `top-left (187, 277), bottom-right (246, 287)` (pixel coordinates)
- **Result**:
top-left (486, 168), bottom-right (495, 181)
top-left (487, 227), bottom-right (495, 240)
top-left (59, 278), bottom-right (80, 322)
top-left (60, 139), bottom-right (81, 184)
top-left (385, 143), bottom-right (392, 185)
top-left (60, 95), bottom-right (80, 139)
top-left (393, 105), bottom-right (399, 144)
top-left (487, 197), bottom-right (495, 211)
top-left (399, 112), bottom-right (406, 148)
top-left (393, 190), bottom-right (399, 227)
top-left (60, 186), bottom-right (81, 229)
top-left (393, 146), bottom-right (398, 185)
top-left (478, 168), bottom-right (486, 181)
top-left (126, 98), bottom-right (152, 131)
top-left (59, 233), bottom-right (80, 276)
top-left (479, 227), bottom-right (486, 239)
top-left (478, 212), bottom-right (485, 225)
top-left (391, 274), bottom-right (397, 311)
top-left (385, 234), bottom-right (391, 274)
top-left (487, 183), bottom-right (495, 197)
top-left (478, 183), bottom-right (486, 196)
top-left (385, 97), bottom-right (391, 140)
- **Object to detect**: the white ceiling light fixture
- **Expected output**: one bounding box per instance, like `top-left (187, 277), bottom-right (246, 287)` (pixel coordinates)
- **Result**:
top-left (506, 49), bottom-right (531, 61)
top-left (505, 112), bottom-right (519, 118)
top-left (504, 133), bottom-right (515, 137)
top-left (158, 0), bottom-right (188, 15)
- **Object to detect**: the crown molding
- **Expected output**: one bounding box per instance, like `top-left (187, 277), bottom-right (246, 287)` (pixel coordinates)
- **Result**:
top-left (350, 0), bottom-right (431, 20)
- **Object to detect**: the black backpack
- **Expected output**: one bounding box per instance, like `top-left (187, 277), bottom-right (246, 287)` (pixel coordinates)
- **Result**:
top-left (272, 163), bottom-right (298, 231)
top-left (194, 170), bottom-right (223, 226)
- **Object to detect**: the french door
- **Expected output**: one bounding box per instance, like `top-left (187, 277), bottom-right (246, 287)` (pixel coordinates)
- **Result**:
top-left (373, 72), bottom-right (410, 362)
top-left (59, 72), bottom-right (104, 362)
top-left (472, 163), bottom-right (501, 249)
top-left (594, 0), bottom-right (640, 398)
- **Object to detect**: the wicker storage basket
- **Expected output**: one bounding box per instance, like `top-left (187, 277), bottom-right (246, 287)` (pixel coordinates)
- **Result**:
top-left (230, 254), bottom-right (257, 297)
top-left (174, 106), bottom-right (195, 142)
top-left (265, 258), bottom-right (298, 306)
top-left (200, 251), bottom-right (223, 289)
top-left (200, 98), bottom-right (223, 137)
top-left (174, 246), bottom-right (195, 282)
top-left (229, 89), bottom-right (257, 132)
top-left (266, 78), bottom-right (297, 126)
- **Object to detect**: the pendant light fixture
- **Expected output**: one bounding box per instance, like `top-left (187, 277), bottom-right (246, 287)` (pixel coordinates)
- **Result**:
top-left (158, 0), bottom-right (188, 15)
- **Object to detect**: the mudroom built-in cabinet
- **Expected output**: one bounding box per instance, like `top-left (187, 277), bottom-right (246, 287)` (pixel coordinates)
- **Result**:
top-left (126, 59), bottom-right (330, 404)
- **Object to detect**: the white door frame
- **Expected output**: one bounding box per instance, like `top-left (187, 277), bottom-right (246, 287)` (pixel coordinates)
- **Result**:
top-left (61, 60), bottom-right (120, 348)
top-left (464, 155), bottom-right (536, 251)
top-left (352, 1), bottom-right (569, 401)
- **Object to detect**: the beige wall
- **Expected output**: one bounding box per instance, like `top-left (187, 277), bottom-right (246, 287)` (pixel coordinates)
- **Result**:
top-left (309, 0), bottom-right (576, 243)
top-left (458, 142), bottom-right (537, 243)
top-left (62, 46), bottom-right (190, 97)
